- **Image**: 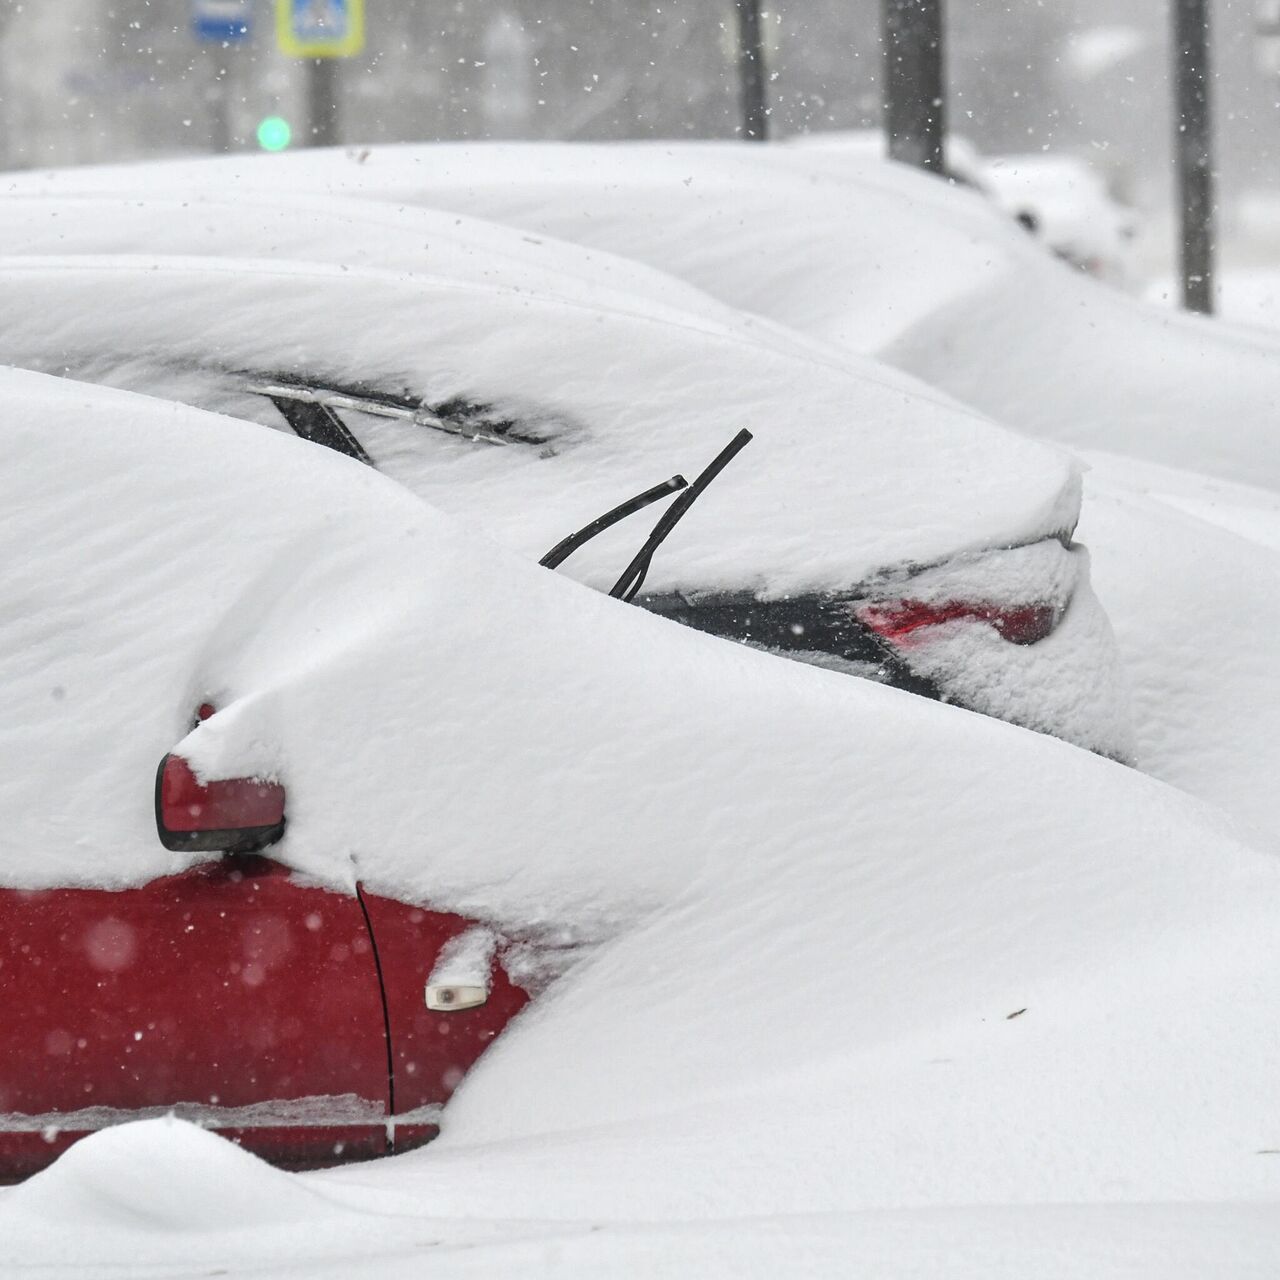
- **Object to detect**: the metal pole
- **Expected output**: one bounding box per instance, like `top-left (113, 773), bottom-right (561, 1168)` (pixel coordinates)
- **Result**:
top-left (735, 0), bottom-right (768, 141)
top-left (883, 0), bottom-right (945, 174)
top-left (1173, 0), bottom-right (1215, 314)
top-left (306, 57), bottom-right (339, 147)
top-left (205, 47), bottom-right (232, 154)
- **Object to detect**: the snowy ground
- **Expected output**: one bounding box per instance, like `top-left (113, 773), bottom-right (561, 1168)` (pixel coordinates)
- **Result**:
top-left (6, 151), bottom-right (1280, 1278)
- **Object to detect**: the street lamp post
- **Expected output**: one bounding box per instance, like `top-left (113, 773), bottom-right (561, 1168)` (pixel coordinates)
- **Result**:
top-left (883, 0), bottom-right (945, 173)
top-left (1173, 0), bottom-right (1215, 314)
top-left (307, 56), bottom-right (339, 147)
top-left (736, 0), bottom-right (769, 141)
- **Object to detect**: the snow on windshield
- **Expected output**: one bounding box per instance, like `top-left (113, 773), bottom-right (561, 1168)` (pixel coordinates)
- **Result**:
top-left (0, 254), bottom-right (1078, 599)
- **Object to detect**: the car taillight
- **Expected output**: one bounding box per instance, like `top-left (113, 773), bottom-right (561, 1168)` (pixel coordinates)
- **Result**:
top-left (155, 754), bottom-right (286, 853)
top-left (856, 600), bottom-right (1059, 647)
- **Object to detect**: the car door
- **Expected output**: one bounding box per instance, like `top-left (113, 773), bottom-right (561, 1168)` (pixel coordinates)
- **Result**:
top-left (0, 855), bottom-right (388, 1182)
top-left (356, 891), bottom-right (530, 1153)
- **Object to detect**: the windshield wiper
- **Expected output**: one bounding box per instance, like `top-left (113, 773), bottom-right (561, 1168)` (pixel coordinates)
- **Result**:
top-left (261, 392), bottom-right (374, 464)
top-left (609, 429), bottom-right (752, 602)
top-left (539, 475), bottom-right (688, 570)
top-left (538, 429), bottom-right (752, 597)
top-left (248, 378), bottom-right (551, 450)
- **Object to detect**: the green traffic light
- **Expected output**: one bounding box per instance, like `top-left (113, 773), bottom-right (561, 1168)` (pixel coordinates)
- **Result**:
top-left (256, 116), bottom-right (292, 152)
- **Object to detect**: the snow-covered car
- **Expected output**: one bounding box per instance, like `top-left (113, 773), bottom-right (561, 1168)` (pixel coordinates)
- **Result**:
top-left (0, 365), bottom-right (1114, 1181)
top-left (0, 373), bottom-right (559, 1180)
top-left (0, 246), bottom-right (1131, 760)
top-left (79, 141), bottom-right (1271, 490)
top-left (786, 130), bottom-right (1139, 286)
top-left (4, 836), bottom-right (530, 1180)
top-left (8, 373), bottom-right (1280, 1274)
top-left (980, 152), bottom-right (1138, 288)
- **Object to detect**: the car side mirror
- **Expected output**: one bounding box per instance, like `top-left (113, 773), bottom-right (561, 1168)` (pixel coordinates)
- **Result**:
top-left (155, 754), bottom-right (286, 853)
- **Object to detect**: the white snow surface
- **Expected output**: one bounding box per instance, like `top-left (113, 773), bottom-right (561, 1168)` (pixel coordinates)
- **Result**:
top-left (40, 141), bottom-right (1270, 487)
top-left (0, 253), bottom-right (1077, 599)
top-left (5, 369), bottom-right (1280, 1275)
top-left (0, 250), bottom-right (1137, 755)
top-left (2, 367), bottom-right (1119, 906)
top-left (1079, 451), bottom-right (1280, 836)
top-left (5, 154), bottom-right (1279, 1271)
top-left (787, 131), bottom-right (1138, 287)
top-left (0, 189), bottom-right (760, 336)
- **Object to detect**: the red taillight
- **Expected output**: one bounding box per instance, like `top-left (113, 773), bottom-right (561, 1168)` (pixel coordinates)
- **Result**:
top-left (155, 755), bottom-right (286, 853)
top-left (857, 600), bottom-right (1058, 647)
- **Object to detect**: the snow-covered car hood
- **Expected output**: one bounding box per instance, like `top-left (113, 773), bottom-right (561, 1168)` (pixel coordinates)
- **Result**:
top-left (47, 141), bottom-right (1271, 488)
top-left (0, 253), bottom-right (1080, 599)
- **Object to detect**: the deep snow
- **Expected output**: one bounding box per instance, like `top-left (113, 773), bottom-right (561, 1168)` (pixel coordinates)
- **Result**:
top-left (4, 145), bottom-right (1280, 1277)
top-left (1080, 451), bottom-right (1280, 836)
top-left (0, 243), bottom-right (1133, 754)
top-left (55, 140), bottom-right (1269, 490)
top-left (5, 370), bottom-right (1280, 1278)
top-left (0, 253), bottom-right (1077, 597)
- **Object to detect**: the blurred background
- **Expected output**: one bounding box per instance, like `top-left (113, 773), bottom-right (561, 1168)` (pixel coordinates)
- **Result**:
top-left (0, 1), bottom-right (1276, 284)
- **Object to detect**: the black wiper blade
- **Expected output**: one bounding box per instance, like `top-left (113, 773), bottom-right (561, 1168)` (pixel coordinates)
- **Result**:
top-left (248, 379), bottom-right (521, 447)
top-left (610, 429), bottom-right (753, 603)
top-left (539, 475), bottom-right (687, 570)
top-left (263, 393), bottom-right (374, 464)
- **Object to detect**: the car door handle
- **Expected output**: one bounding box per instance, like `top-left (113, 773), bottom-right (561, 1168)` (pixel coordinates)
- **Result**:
top-left (424, 926), bottom-right (496, 1012)
top-left (425, 983), bottom-right (488, 1012)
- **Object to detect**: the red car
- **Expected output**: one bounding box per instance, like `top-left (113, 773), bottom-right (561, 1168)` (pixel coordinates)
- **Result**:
top-left (0, 719), bottom-right (530, 1182)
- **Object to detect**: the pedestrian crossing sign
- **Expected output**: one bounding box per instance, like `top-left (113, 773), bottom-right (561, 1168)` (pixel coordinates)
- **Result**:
top-left (277, 0), bottom-right (364, 58)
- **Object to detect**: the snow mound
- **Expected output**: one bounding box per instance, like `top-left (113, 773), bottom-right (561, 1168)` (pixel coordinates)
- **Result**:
top-left (9, 1117), bottom-right (329, 1231)
top-left (1080, 452), bottom-right (1280, 835)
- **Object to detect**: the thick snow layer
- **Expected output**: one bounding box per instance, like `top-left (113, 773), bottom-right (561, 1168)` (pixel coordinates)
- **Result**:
top-left (0, 249), bottom-right (1138, 752)
top-left (4, 143), bottom-right (1014, 355)
top-left (8, 1118), bottom-right (1280, 1279)
top-left (0, 254), bottom-right (1079, 599)
top-left (1148, 268), bottom-right (1280, 337)
top-left (1079, 451), bottom-right (1280, 835)
top-left (0, 190), bottom-right (764, 338)
top-left (50, 142), bottom-right (1270, 487)
top-left (12, 1119), bottom-right (336, 1228)
top-left (1082, 449), bottom-right (1280, 553)
top-left (0, 366), bottom-right (1121, 903)
top-left (788, 131), bottom-right (1138, 288)
top-left (5, 374), bottom-right (1280, 1274)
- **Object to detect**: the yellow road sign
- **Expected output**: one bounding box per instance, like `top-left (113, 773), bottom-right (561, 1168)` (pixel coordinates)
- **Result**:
top-left (277, 0), bottom-right (364, 58)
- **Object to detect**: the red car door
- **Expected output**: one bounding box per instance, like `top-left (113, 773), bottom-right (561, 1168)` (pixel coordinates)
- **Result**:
top-left (0, 855), bottom-right (388, 1182)
top-left (357, 892), bottom-right (531, 1153)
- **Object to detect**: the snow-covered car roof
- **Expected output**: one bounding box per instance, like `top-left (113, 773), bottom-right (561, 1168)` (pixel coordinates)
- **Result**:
top-left (0, 188), bottom-right (751, 336)
top-left (43, 143), bottom-right (1268, 488)
top-left (0, 253), bottom-right (1078, 599)
top-left (3, 143), bottom-right (1010, 352)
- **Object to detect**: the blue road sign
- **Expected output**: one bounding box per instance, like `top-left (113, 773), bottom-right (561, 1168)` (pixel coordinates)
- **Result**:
top-left (193, 0), bottom-right (251, 42)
